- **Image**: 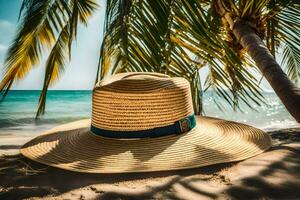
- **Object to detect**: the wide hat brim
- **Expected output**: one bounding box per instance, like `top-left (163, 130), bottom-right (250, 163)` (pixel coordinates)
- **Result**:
top-left (20, 116), bottom-right (271, 173)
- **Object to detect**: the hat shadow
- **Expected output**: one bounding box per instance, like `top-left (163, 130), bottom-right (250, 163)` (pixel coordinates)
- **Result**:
top-left (0, 151), bottom-right (234, 200)
top-left (1, 144), bottom-right (300, 200)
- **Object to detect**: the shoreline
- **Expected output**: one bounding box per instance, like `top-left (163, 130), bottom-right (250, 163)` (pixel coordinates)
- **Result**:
top-left (0, 127), bottom-right (300, 199)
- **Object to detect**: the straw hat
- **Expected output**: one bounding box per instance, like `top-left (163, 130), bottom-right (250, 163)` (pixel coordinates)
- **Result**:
top-left (21, 72), bottom-right (271, 173)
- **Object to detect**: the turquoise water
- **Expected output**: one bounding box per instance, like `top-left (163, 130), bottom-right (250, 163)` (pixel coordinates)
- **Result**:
top-left (0, 91), bottom-right (91, 136)
top-left (0, 90), bottom-right (298, 136)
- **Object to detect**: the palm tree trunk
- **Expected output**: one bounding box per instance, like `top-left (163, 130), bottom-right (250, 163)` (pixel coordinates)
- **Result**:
top-left (232, 20), bottom-right (300, 123)
top-left (215, 0), bottom-right (300, 123)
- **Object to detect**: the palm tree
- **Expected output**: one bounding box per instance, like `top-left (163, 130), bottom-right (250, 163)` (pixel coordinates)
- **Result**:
top-left (1, 0), bottom-right (300, 122)
top-left (213, 0), bottom-right (300, 122)
top-left (97, 0), bottom-right (300, 122)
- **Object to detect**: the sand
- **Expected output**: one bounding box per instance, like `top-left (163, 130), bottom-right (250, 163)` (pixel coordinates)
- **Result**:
top-left (0, 128), bottom-right (300, 200)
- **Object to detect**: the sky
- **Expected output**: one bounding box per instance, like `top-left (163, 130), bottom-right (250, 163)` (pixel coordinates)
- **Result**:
top-left (0, 0), bottom-right (106, 90)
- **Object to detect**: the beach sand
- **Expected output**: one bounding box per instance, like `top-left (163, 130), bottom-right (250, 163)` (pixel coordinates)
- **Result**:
top-left (0, 128), bottom-right (300, 200)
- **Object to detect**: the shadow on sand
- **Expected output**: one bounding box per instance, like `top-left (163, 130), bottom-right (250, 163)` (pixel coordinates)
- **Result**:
top-left (1, 144), bottom-right (300, 200)
top-left (1, 130), bottom-right (300, 200)
top-left (0, 152), bottom-right (233, 200)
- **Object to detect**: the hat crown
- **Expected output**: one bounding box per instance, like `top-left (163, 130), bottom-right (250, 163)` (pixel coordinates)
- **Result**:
top-left (91, 72), bottom-right (194, 133)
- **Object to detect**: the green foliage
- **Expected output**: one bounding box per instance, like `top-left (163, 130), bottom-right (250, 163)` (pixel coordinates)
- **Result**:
top-left (0, 0), bottom-right (97, 118)
top-left (98, 0), bottom-right (266, 113)
top-left (275, 4), bottom-right (300, 83)
top-left (98, 0), bottom-right (204, 113)
top-left (216, 0), bottom-right (300, 84)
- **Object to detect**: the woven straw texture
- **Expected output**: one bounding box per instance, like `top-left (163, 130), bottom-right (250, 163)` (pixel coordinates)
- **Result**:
top-left (20, 72), bottom-right (272, 173)
top-left (21, 117), bottom-right (271, 173)
top-left (92, 73), bottom-right (194, 131)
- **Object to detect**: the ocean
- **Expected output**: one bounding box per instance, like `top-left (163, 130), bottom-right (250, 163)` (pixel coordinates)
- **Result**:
top-left (0, 90), bottom-right (298, 136)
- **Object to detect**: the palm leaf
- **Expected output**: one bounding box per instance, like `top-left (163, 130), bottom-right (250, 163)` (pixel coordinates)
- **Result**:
top-left (36, 0), bottom-right (97, 117)
top-left (36, 22), bottom-right (70, 118)
top-left (273, 3), bottom-right (300, 83)
top-left (1, 0), bottom-right (57, 97)
top-left (0, 0), bottom-right (97, 118)
top-left (281, 42), bottom-right (300, 84)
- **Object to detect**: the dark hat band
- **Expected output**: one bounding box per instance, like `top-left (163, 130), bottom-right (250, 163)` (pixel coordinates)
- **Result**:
top-left (90, 114), bottom-right (196, 139)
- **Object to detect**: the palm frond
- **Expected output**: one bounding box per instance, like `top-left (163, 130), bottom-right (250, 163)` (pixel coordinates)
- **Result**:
top-left (96, 0), bottom-right (132, 80)
top-left (68, 0), bottom-right (98, 58)
top-left (281, 42), bottom-right (300, 84)
top-left (35, 0), bottom-right (97, 118)
top-left (272, 3), bottom-right (300, 83)
top-left (1, 0), bottom-right (57, 98)
top-left (36, 22), bottom-right (70, 118)
top-left (173, 0), bottom-right (264, 111)
top-left (0, 0), bottom-right (97, 117)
